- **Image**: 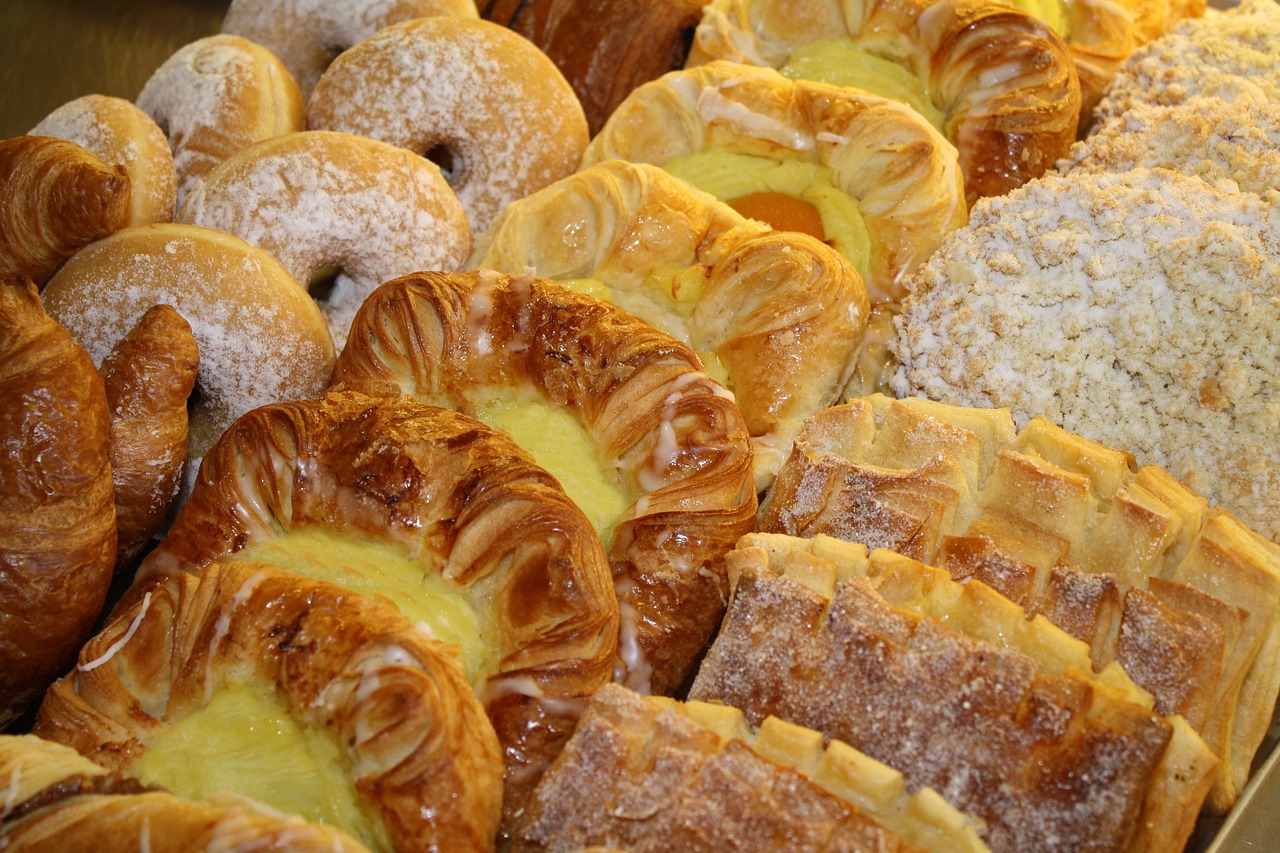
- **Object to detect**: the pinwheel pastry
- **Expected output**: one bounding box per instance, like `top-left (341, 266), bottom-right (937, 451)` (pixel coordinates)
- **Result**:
top-left (0, 734), bottom-right (373, 852)
top-left (690, 532), bottom-right (1219, 853)
top-left (331, 270), bottom-right (758, 697)
top-left (759, 395), bottom-right (1280, 812)
top-left (686, 0), bottom-right (1092, 197)
top-left (471, 158), bottom-right (869, 489)
top-left (512, 682), bottom-right (990, 853)
top-left (123, 390), bottom-right (617, 832)
top-left (33, 560), bottom-right (505, 853)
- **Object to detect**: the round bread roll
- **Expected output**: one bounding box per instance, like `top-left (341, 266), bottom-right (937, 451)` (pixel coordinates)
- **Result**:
top-left (34, 560), bottom-right (504, 853)
top-left (41, 223), bottom-right (335, 472)
top-left (222, 0), bottom-right (480, 99)
top-left (0, 734), bottom-right (373, 852)
top-left (580, 61), bottom-right (965, 306)
top-left (332, 270), bottom-right (758, 697)
top-left (307, 16), bottom-right (589, 236)
top-left (178, 130), bottom-right (472, 350)
top-left (0, 278), bottom-right (114, 730)
top-left (137, 34), bottom-right (305, 207)
top-left (30, 94), bottom-right (177, 226)
top-left (472, 158), bottom-right (870, 489)
top-left (126, 390), bottom-right (618, 831)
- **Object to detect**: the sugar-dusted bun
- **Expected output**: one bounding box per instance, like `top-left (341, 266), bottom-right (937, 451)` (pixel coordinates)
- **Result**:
top-left (0, 278), bottom-right (115, 729)
top-left (0, 136), bottom-right (131, 284)
top-left (41, 223), bottom-right (335, 470)
top-left (34, 560), bottom-right (505, 852)
top-left (179, 130), bottom-right (471, 349)
top-left (307, 17), bottom-right (589, 236)
top-left (30, 94), bottom-right (177, 227)
top-left (137, 34), bottom-right (305, 207)
top-left (222, 0), bottom-right (480, 99)
top-left (332, 270), bottom-right (758, 696)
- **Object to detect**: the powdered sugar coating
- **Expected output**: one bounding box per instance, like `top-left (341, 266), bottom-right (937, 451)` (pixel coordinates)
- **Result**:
top-left (891, 168), bottom-right (1280, 542)
top-left (306, 17), bottom-right (589, 237)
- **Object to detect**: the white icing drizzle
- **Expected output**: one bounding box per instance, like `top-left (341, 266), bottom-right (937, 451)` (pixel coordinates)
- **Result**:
top-left (613, 576), bottom-right (654, 694)
top-left (696, 81), bottom-right (814, 151)
top-left (481, 675), bottom-right (584, 717)
top-left (78, 592), bottom-right (153, 673)
top-left (1, 766), bottom-right (20, 818)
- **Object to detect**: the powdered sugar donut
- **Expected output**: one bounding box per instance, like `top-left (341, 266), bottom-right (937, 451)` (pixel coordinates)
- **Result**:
top-left (179, 130), bottom-right (472, 349)
top-left (222, 0), bottom-right (480, 99)
top-left (30, 95), bottom-right (177, 226)
top-left (137, 34), bottom-right (305, 207)
top-left (307, 17), bottom-right (589, 236)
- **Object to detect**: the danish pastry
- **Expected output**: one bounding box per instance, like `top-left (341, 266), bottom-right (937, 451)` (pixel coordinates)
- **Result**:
top-left (331, 270), bottom-right (757, 696)
top-left (471, 159), bottom-right (869, 488)
top-left (34, 560), bottom-right (505, 853)
top-left (0, 278), bottom-right (115, 730)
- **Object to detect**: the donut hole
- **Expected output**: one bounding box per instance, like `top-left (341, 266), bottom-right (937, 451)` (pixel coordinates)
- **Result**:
top-left (424, 144), bottom-right (459, 182)
top-left (308, 264), bottom-right (343, 304)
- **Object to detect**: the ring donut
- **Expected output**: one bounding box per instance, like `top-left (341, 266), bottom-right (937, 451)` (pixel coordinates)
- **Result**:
top-left (179, 130), bottom-right (472, 349)
top-left (222, 0), bottom-right (481, 99)
top-left (307, 17), bottom-right (589, 236)
top-left (137, 34), bottom-right (305, 207)
top-left (332, 269), bottom-right (758, 696)
top-left (41, 223), bottom-right (335, 471)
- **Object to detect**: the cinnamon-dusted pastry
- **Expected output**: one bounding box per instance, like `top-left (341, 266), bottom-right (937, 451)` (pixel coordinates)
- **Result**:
top-left (136, 34), bottom-right (305, 207)
top-left (759, 395), bottom-right (1280, 810)
top-left (179, 130), bottom-right (472, 349)
top-left (99, 305), bottom-right (199, 571)
top-left (41, 223), bottom-right (335, 477)
top-left (307, 17), bottom-right (589, 236)
top-left (471, 159), bottom-right (869, 489)
top-left (581, 61), bottom-right (965, 306)
top-left (126, 390), bottom-right (617, 832)
top-left (0, 278), bottom-right (114, 730)
top-left (480, 0), bottom-right (707, 135)
top-left (689, 533), bottom-right (1219, 853)
top-left (332, 270), bottom-right (757, 696)
top-left (0, 734), bottom-right (374, 852)
top-left (34, 560), bottom-right (505, 852)
top-left (513, 682), bottom-right (990, 853)
top-left (30, 94), bottom-right (177, 226)
top-left (687, 0), bottom-right (1089, 200)
top-left (0, 136), bottom-right (131, 284)
top-left (222, 0), bottom-right (480, 99)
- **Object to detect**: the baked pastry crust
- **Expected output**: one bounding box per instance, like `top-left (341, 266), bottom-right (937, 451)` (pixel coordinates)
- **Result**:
top-left (0, 278), bottom-right (115, 729)
top-left (471, 158), bottom-right (869, 489)
top-left (332, 270), bottom-right (757, 696)
top-left (34, 560), bottom-right (504, 853)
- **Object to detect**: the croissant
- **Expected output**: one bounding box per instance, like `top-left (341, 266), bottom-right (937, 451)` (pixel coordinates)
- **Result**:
top-left (332, 270), bottom-right (758, 697)
top-left (34, 560), bottom-right (505, 852)
top-left (0, 278), bottom-right (115, 730)
top-left (0, 734), bottom-right (373, 852)
top-left (99, 304), bottom-right (199, 571)
top-left (0, 136), bottom-right (131, 284)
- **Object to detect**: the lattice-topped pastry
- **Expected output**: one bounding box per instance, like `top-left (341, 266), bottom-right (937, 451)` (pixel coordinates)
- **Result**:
top-left (512, 682), bottom-right (990, 853)
top-left (689, 532), bottom-right (1218, 853)
top-left (759, 395), bottom-right (1280, 811)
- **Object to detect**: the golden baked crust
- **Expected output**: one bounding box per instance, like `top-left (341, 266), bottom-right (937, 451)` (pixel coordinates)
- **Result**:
top-left (580, 61), bottom-right (966, 305)
top-left (332, 270), bottom-right (757, 696)
top-left (34, 560), bottom-right (504, 853)
top-left (689, 533), bottom-right (1218, 853)
top-left (0, 136), bottom-right (131, 284)
top-left (471, 158), bottom-right (869, 489)
top-left (0, 278), bottom-right (115, 729)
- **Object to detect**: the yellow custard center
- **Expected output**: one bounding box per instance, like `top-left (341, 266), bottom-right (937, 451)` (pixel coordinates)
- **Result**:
top-left (135, 681), bottom-right (387, 850)
top-left (471, 388), bottom-right (630, 548)
top-left (232, 529), bottom-right (492, 683)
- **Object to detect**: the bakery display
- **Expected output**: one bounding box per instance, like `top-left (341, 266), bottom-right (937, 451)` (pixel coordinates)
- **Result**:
top-left (307, 16), bottom-right (589, 236)
top-left (178, 129), bottom-right (472, 348)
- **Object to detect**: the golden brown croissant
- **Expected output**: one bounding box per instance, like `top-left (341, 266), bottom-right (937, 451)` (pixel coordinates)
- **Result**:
top-left (0, 734), bottom-right (374, 852)
top-left (99, 304), bottom-right (199, 571)
top-left (0, 136), bottom-right (131, 284)
top-left (34, 560), bottom-right (505, 853)
top-left (0, 278), bottom-right (115, 730)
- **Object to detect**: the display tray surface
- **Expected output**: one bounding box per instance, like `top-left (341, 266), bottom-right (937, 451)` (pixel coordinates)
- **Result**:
top-left (1, 1), bottom-right (1276, 850)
